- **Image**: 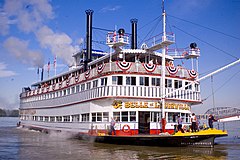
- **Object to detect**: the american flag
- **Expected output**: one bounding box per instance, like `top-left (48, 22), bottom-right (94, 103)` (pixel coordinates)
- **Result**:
top-left (47, 60), bottom-right (50, 72)
top-left (47, 60), bottom-right (50, 78)
top-left (53, 55), bottom-right (57, 69)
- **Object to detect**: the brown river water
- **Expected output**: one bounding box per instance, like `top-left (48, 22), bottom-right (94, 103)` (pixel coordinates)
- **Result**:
top-left (0, 117), bottom-right (239, 160)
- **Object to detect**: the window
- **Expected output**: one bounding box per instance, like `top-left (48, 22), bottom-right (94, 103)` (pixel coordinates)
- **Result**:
top-left (72, 115), bottom-right (80, 122)
top-left (71, 87), bottom-right (75, 94)
top-left (40, 116), bottom-right (43, 121)
top-left (174, 80), bottom-right (182, 89)
top-left (121, 111), bottom-right (128, 122)
top-left (91, 112), bottom-right (108, 122)
top-left (92, 113), bottom-right (96, 122)
top-left (103, 112), bottom-right (109, 122)
top-left (63, 116), bottom-right (70, 122)
top-left (165, 79), bottom-right (172, 88)
top-left (93, 80), bottom-right (98, 88)
top-left (140, 77), bottom-right (149, 86)
top-left (81, 113), bottom-right (89, 122)
top-left (63, 90), bottom-right (66, 96)
top-left (56, 116), bottom-right (62, 122)
top-left (151, 112), bottom-right (162, 122)
top-left (86, 82), bottom-right (91, 90)
top-left (185, 82), bottom-right (192, 90)
top-left (50, 116), bottom-right (55, 122)
top-left (168, 112), bottom-right (177, 123)
top-left (101, 77), bottom-right (108, 86)
top-left (81, 84), bottom-right (85, 91)
top-left (126, 76), bottom-right (136, 85)
top-left (67, 88), bottom-right (70, 95)
top-left (195, 83), bottom-right (199, 91)
top-left (112, 76), bottom-right (122, 85)
top-left (45, 116), bottom-right (49, 122)
top-left (130, 111), bottom-right (136, 122)
top-left (113, 112), bottom-right (120, 121)
top-left (186, 113), bottom-right (191, 123)
top-left (152, 78), bottom-right (160, 86)
top-left (76, 85), bottom-right (80, 92)
top-left (97, 112), bottom-right (102, 121)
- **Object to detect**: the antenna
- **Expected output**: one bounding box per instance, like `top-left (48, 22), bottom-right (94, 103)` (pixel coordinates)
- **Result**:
top-left (162, 0), bottom-right (165, 13)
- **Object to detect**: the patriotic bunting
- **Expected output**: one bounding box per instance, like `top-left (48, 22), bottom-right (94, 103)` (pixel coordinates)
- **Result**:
top-left (142, 63), bottom-right (157, 72)
top-left (85, 69), bottom-right (90, 79)
top-left (166, 66), bottom-right (179, 75)
top-left (116, 61), bottom-right (132, 71)
top-left (188, 69), bottom-right (197, 78)
top-left (75, 75), bottom-right (79, 82)
top-left (97, 63), bottom-right (106, 74)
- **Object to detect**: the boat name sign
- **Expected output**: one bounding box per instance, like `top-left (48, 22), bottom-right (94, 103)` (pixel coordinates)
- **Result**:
top-left (112, 100), bottom-right (190, 110)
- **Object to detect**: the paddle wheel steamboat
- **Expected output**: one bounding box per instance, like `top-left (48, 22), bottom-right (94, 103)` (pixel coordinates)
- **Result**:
top-left (19, 5), bottom-right (234, 147)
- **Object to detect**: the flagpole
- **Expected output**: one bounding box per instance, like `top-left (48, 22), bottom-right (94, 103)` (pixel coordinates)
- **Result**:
top-left (54, 55), bottom-right (57, 76)
top-left (37, 67), bottom-right (40, 81)
top-left (47, 59), bottom-right (50, 78)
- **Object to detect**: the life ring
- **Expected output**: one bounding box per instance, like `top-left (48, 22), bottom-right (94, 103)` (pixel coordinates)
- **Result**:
top-left (122, 124), bottom-right (130, 133)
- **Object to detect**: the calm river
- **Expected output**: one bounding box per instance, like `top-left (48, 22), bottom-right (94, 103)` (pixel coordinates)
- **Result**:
top-left (0, 117), bottom-right (239, 160)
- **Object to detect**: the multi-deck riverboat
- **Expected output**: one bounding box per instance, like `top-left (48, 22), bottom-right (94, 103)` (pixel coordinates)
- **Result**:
top-left (19, 6), bottom-right (232, 147)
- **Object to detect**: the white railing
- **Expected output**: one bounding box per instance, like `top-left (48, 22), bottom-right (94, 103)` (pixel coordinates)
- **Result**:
top-left (21, 85), bottom-right (201, 109)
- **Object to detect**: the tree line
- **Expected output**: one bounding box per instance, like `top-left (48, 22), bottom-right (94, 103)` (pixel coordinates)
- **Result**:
top-left (0, 108), bottom-right (19, 117)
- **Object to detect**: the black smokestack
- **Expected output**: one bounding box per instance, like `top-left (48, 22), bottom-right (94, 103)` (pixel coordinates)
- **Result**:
top-left (41, 68), bottom-right (44, 81)
top-left (130, 18), bottom-right (138, 49)
top-left (85, 9), bottom-right (93, 72)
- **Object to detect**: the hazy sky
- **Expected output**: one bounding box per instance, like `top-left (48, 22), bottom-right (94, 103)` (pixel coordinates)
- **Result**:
top-left (0, 0), bottom-right (239, 113)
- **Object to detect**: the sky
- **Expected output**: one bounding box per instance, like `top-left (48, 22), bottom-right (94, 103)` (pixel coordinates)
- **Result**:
top-left (0, 0), bottom-right (239, 114)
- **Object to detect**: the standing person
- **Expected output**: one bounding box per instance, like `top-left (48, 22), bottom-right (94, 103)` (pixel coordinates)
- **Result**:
top-left (177, 115), bottom-right (184, 133)
top-left (191, 113), bottom-right (197, 132)
top-left (109, 117), bottom-right (116, 135)
top-left (208, 114), bottom-right (216, 129)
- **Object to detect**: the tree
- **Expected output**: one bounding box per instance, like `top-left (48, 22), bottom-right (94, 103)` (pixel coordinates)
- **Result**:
top-left (0, 108), bottom-right (7, 117)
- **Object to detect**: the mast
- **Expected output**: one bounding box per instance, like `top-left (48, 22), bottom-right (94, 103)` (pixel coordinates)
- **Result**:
top-left (161, 0), bottom-right (166, 131)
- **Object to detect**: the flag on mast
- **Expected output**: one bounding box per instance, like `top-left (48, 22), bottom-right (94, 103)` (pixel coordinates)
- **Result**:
top-left (37, 67), bottom-right (40, 81)
top-left (53, 55), bottom-right (57, 76)
top-left (47, 60), bottom-right (50, 77)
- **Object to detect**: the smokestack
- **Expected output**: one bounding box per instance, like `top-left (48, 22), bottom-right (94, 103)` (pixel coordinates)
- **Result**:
top-left (84, 9), bottom-right (93, 72)
top-left (41, 68), bottom-right (44, 81)
top-left (130, 18), bottom-right (138, 49)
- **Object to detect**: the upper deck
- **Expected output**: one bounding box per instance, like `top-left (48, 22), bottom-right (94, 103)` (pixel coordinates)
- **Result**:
top-left (20, 58), bottom-right (201, 110)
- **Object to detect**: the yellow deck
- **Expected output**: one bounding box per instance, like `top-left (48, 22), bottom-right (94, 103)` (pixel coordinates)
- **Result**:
top-left (173, 128), bottom-right (228, 137)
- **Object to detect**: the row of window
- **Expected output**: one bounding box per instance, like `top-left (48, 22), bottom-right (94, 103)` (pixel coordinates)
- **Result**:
top-left (25, 75), bottom-right (198, 101)
top-left (20, 111), bottom-right (191, 123)
top-left (20, 111), bottom-right (137, 123)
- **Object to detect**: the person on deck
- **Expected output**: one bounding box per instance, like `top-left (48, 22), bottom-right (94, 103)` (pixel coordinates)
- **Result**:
top-left (208, 114), bottom-right (217, 129)
top-left (177, 115), bottom-right (184, 133)
top-left (191, 113), bottom-right (197, 132)
top-left (109, 117), bottom-right (116, 135)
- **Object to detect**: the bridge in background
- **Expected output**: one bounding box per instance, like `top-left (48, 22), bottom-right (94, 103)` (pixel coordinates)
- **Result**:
top-left (197, 107), bottom-right (240, 122)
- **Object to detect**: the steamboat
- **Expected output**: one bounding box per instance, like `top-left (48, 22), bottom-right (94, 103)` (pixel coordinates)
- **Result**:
top-left (19, 5), bottom-right (238, 147)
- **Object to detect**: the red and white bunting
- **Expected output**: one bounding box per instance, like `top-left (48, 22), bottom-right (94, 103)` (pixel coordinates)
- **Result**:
top-left (97, 63), bottom-right (106, 74)
top-left (142, 63), bottom-right (157, 72)
top-left (116, 61), bottom-right (132, 71)
top-left (85, 70), bottom-right (90, 79)
top-left (166, 66), bottom-right (179, 75)
top-left (188, 69), bottom-right (197, 78)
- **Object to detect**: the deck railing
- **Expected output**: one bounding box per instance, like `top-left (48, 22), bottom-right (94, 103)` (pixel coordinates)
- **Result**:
top-left (20, 85), bottom-right (201, 109)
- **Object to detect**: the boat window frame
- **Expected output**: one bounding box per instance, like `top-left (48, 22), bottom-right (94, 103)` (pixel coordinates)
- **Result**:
top-left (140, 76), bottom-right (149, 86)
top-left (126, 76), bottom-right (136, 86)
top-left (152, 77), bottom-right (161, 86)
top-left (112, 76), bottom-right (123, 85)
